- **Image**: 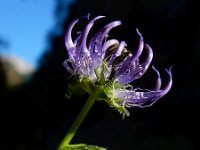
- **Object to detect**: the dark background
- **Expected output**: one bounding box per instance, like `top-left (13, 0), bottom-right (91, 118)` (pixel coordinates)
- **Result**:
top-left (0, 0), bottom-right (199, 149)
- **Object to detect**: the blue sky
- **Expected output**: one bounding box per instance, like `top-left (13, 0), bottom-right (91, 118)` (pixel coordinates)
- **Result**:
top-left (0, 0), bottom-right (56, 68)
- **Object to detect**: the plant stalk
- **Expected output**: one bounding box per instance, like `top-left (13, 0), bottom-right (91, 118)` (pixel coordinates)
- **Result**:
top-left (58, 91), bottom-right (99, 149)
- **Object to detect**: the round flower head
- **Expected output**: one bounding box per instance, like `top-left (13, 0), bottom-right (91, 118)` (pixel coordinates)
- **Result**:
top-left (63, 15), bottom-right (172, 116)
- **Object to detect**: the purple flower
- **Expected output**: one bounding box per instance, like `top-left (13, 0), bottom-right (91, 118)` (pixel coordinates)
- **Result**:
top-left (64, 15), bottom-right (172, 116)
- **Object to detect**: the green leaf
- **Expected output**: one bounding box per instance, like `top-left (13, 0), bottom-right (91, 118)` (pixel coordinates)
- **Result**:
top-left (61, 143), bottom-right (108, 150)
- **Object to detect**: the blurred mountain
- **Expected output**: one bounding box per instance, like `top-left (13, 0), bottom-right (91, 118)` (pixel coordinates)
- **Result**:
top-left (0, 54), bottom-right (35, 87)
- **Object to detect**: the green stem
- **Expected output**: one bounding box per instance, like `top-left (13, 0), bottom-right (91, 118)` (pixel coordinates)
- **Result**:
top-left (57, 91), bottom-right (99, 150)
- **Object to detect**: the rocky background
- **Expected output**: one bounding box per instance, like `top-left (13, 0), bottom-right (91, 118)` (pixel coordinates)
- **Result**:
top-left (0, 0), bottom-right (199, 149)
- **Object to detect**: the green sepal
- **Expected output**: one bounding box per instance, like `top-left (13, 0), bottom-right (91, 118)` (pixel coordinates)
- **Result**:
top-left (104, 81), bottom-right (130, 117)
top-left (65, 77), bottom-right (86, 99)
top-left (94, 63), bottom-right (108, 85)
top-left (66, 76), bottom-right (108, 101)
top-left (104, 80), bottom-right (123, 98)
top-left (65, 71), bottom-right (130, 117)
top-left (80, 77), bottom-right (96, 94)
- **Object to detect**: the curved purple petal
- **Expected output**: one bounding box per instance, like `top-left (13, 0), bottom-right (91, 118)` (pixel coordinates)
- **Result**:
top-left (113, 66), bottom-right (172, 108)
top-left (115, 29), bottom-right (144, 77)
top-left (101, 39), bottom-right (119, 59)
top-left (116, 44), bottom-right (153, 84)
top-left (65, 18), bottom-right (78, 50)
top-left (65, 15), bottom-right (89, 61)
top-left (89, 21), bottom-right (122, 61)
top-left (130, 29), bottom-right (144, 63)
top-left (78, 16), bottom-right (105, 58)
top-left (64, 16), bottom-right (173, 113)
top-left (65, 18), bottom-right (79, 61)
top-left (129, 44), bottom-right (153, 81)
top-left (152, 66), bottom-right (161, 90)
top-left (108, 41), bottom-right (126, 67)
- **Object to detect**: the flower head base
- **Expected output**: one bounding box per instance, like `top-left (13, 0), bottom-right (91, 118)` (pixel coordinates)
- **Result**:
top-left (64, 15), bottom-right (172, 116)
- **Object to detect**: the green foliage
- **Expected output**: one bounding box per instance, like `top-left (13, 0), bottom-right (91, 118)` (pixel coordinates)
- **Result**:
top-left (61, 144), bottom-right (107, 150)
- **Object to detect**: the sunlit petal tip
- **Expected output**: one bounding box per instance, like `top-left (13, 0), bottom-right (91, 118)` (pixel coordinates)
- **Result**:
top-left (65, 19), bottom-right (79, 50)
top-left (100, 20), bottom-right (122, 33)
top-left (136, 28), bottom-right (143, 38)
top-left (122, 41), bottom-right (127, 46)
top-left (165, 66), bottom-right (173, 77)
top-left (108, 41), bottom-right (127, 66)
top-left (102, 39), bottom-right (120, 58)
top-left (144, 44), bottom-right (153, 59)
top-left (110, 20), bottom-right (122, 26)
top-left (90, 15), bottom-right (105, 22)
top-left (118, 41), bottom-right (126, 48)
top-left (152, 66), bottom-right (161, 90)
top-left (152, 65), bottom-right (160, 78)
top-left (160, 66), bottom-right (173, 95)
top-left (166, 67), bottom-right (173, 83)
top-left (102, 39), bottom-right (119, 50)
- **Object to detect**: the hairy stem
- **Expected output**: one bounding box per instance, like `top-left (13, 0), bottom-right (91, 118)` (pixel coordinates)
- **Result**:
top-left (58, 91), bottom-right (99, 150)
